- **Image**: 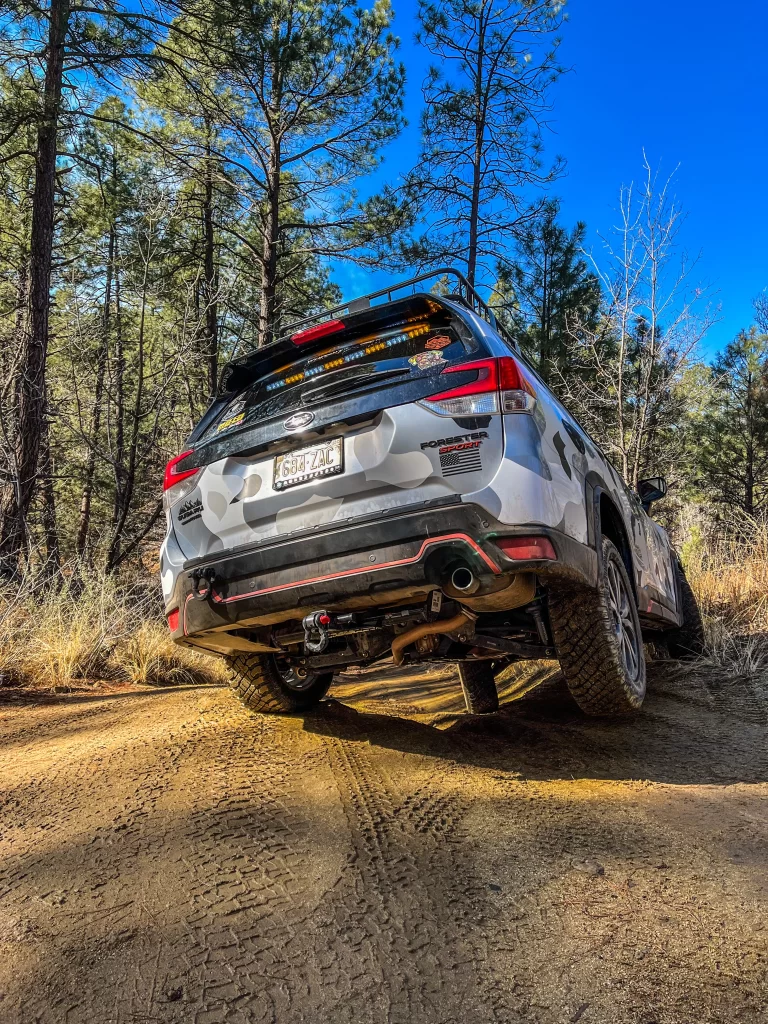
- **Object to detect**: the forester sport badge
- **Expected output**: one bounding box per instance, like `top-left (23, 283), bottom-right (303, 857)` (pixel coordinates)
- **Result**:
top-left (283, 411), bottom-right (315, 431)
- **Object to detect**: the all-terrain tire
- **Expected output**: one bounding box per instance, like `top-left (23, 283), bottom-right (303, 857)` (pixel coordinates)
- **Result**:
top-left (228, 653), bottom-right (333, 714)
top-left (458, 661), bottom-right (500, 715)
top-left (665, 561), bottom-right (706, 659)
top-left (548, 536), bottom-right (646, 716)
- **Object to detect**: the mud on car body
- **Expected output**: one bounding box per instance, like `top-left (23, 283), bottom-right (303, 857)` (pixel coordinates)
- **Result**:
top-left (160, 269), bottom-right (704, 716)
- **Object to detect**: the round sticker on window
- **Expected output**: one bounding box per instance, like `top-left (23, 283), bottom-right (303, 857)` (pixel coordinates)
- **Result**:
top-left (425, 335), bottom-right (451, 351)
top-left (408, 350), bottom-right (446, 370)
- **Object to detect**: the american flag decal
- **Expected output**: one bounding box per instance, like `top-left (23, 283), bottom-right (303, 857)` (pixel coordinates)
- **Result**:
top-left (440, 446), bottom-right (483, 477)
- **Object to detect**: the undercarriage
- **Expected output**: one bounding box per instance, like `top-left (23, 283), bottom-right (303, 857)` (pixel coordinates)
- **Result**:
top-left (268, 593), bottom-right (557, 681)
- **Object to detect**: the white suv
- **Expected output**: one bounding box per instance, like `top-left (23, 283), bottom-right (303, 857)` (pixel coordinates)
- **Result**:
top-left (160, 270), bottom-right (704, 717)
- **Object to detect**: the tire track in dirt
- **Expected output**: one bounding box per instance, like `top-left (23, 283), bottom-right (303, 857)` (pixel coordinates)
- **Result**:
top-left (147, 715), bottom-right (342, 1024)
top-left (320, 728), bottom-right (484, 1024)
top-left (314, 707), bottom-right (571, 1024)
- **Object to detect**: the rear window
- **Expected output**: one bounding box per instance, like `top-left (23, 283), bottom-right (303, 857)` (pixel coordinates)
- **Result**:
top-left (206, 320), bottom-right (466, 438)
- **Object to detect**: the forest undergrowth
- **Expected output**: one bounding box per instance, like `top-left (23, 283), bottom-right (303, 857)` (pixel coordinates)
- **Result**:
top-left (0, 568), bottom-right (226, 690)
top-left (0, 510), bottom-right (765, 692)
top-left (682, 511), bottom-right (768, 677)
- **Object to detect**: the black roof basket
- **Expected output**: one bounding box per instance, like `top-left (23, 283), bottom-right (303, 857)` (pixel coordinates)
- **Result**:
top-left (282, 267), bottom-right (519, 351)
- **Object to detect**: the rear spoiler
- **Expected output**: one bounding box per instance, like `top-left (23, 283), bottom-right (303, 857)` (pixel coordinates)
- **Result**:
top-left (218, 267), bottom-right (517, 397)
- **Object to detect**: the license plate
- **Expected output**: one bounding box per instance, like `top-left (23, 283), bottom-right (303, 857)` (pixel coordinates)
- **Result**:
top-left (273, 438), bottom-right (344, 490)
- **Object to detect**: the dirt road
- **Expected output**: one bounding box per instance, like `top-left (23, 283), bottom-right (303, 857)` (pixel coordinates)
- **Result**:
top-left (0, 662), bottom-right (766, 1024)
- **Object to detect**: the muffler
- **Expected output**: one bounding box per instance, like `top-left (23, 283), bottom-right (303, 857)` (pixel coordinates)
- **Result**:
top-left (391, 609), bottom-right (476, 666)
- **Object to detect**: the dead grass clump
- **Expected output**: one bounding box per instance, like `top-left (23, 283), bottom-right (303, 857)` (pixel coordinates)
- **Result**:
top-left (122, 620), bottom-right (228, 687)
top-left (0, 567), bottom-right (227, 690)
top-left (683, 510), bottom-right (768, 674)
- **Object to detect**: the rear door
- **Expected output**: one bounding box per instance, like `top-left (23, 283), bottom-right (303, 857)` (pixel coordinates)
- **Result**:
top-left (170, 307), bottom-right (507, 562)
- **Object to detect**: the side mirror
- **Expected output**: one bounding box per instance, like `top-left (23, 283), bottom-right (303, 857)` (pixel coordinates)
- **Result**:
top-left (637, 476), bottom-right (667, 511)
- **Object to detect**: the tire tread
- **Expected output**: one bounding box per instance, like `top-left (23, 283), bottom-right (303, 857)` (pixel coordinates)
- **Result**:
top-left (228, 653), bottom-right (331, 714)
top-left (548, 536), bottom-right (646, 716)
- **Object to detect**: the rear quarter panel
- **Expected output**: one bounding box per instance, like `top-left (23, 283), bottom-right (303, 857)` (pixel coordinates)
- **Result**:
top-left (461, 319), bottom-right (678, 617)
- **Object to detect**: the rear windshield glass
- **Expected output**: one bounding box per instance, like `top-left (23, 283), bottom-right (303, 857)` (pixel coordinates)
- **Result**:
top-left (207, 320), bottom-right (466, 438)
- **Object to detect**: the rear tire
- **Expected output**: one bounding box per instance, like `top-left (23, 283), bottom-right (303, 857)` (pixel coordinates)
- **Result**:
top-left (548, 535), bottom-right (646, 716)
top-left (665, 561), bottom-right (706, 659)
top-left (458, 661), bottom-right (499, 714)
top-left (228, 653), bottom-right (332, 714)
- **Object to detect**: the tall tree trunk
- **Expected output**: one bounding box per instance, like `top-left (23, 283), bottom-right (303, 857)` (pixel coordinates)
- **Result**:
top-left (202, 138), bottom-right (219, 396)
top-left (112, 242), bottom-right (125, 533)
top-left (539, 247), bottom-right (549, 381)
top-left (0, 264), bottom-right (27, 463)
top-left (0, 0), bottom-right (69, 577)
top-left (466, 12), bottom-right (486, 290)
top-left (76, 224), bottom-right (113, 560)
top-left (260, 140), bottom-right (281, 348)
top-left (106, 242), bottom-right (149, 572)
top-left (260, 52), bottom-right (283, 349)
top-left (39, 391), bottom-right (60, 577)
top-left (745, 379), bottom-right (755, 514)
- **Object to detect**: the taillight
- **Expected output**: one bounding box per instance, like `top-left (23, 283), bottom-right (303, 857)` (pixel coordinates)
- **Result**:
top-left (496, 536), bottom-right (557, 560)
top-left (422, 356), bottom-right (536, 417)
top-left (291, 319), bottom-right (345, 345)
top-left (163, 450), bottom-right (201, 511)
top-left (167, 608), bottom-right (180, 632)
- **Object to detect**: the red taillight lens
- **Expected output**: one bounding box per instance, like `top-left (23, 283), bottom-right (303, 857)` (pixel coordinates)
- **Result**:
top-left (423, 356), bottom-right (535, 417)
top-left (163, 451), bottom-right (202, 512)
top-left (427, 358), bottom-right (501, 401)
top-left (163, 450), bottom-right (196, 491)
top-left (496, 536), bottom-right (557, 560)
top-left (167, 608), bottom-right (180, 632)
top-left (291, 319), bottom-right (345, 345)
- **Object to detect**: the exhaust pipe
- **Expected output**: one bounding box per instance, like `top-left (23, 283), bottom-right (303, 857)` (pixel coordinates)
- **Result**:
top-left (450, 566), bottom-right (478, 593)
top-left (391, 609), bottom-right (476, 666)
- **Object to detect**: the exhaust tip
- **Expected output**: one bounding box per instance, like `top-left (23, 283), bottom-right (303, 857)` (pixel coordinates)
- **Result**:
top-left (451, 566), bottom-right (476, 592)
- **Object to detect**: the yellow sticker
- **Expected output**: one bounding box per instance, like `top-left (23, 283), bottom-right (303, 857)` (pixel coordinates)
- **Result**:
top-left (217, 411), bottom-right (245, 433)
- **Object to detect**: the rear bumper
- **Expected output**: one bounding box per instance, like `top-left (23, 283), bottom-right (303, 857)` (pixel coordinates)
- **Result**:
top-left (168, 500), bottom-right (598, 641)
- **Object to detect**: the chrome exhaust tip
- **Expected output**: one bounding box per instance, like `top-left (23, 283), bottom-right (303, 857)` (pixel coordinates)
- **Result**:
top-left (450, 566), bottom-right (477, 593)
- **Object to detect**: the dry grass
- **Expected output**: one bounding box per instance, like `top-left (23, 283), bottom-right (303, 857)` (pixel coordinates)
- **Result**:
top-left (682, 511), bottom-right (768, 674)
top-left (0, 568), bottom-right (227, 691)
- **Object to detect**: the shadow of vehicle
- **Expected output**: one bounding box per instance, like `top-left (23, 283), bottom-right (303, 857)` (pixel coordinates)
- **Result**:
top-left (302, 659), bottom-right (768, 787)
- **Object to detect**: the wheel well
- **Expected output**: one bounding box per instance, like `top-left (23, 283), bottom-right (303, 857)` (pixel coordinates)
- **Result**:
top-left (599, 493), bottom-right (635, 587)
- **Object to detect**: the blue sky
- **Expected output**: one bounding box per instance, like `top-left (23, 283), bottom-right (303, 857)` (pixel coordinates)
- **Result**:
top-left (333, 0), bottom-right (768, 358)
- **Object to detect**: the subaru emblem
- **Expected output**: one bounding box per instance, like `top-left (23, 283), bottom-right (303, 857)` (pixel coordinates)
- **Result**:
top-left (284, 410), bottom-right (314, 431)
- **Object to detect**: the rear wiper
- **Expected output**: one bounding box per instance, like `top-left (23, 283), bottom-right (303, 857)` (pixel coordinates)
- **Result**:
top-left (301, 367), bottom-right (410, 405)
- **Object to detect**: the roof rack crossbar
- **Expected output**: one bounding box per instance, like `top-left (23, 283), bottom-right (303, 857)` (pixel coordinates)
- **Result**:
top-left (282, 267), bottom-right (518, 350)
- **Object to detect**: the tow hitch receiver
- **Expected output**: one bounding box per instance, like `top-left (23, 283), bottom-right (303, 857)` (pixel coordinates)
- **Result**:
top-left (300, 610), bottom-right (366, 654)
top-left (302, 610), bottom-right (333, 653)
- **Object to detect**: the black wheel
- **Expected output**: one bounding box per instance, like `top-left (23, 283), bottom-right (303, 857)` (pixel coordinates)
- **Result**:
top-left (665, 560), bottom-right (706, 659)
top-left (548, 535), bottom-right (646, 716)
top-left (228, 653), bottom-right (332, 714)
top-left (458, 661), bottom-right (499, 714)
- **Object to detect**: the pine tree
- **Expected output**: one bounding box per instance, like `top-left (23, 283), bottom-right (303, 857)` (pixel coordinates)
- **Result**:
top-left (0, 0), bottom-right (165, 573)
top-left (405, 0), bottom-right (565, 289)
top-left (495, 200), bottom-right (600, 381)
top-left (697, 328), bottom-right (768, 517)
top-left (187, 0), bottom-right (406, 345)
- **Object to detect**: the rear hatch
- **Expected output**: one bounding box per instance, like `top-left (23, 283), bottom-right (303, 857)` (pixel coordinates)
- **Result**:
top-left (167, 295), bottom-right (505, 562)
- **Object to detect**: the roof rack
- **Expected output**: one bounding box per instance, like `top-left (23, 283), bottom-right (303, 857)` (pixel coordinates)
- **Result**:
top-left (282, 267), bottom-right (518, 351)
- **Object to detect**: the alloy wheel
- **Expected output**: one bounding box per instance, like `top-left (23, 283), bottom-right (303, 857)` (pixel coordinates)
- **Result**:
top-left (605, 558), bottom-right (642, 687)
